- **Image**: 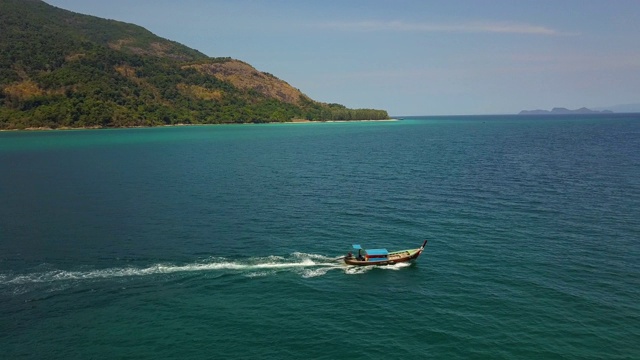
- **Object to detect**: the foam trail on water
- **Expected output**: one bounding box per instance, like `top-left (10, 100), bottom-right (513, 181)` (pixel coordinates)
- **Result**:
top-left (1, 253), bottom-right (415, 285)
top-left (1, 253), bottom-right (346, 284)
top-left (379, 262), bottom-right (412, 271)
top-left (342, 261), bottom-right (413, 275)
top-left (344, 266), bottom-right (374, 275)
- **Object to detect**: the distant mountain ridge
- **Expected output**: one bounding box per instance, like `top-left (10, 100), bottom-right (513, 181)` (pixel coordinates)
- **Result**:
top-left (0, 0), bottom-right (387, 129)
top-left (519, 107), bottom-right (614, 115)
top-left (592, 103), bottom-right (640, 113)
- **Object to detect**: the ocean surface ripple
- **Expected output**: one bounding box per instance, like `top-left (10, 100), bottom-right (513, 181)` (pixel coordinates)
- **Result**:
top-left (1, 115), bottom-right (639, 359)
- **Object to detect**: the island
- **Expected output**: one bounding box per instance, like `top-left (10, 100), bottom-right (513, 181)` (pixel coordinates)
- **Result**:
top-left (0, 0), bottom-right (388, 130)
top-left (518, 107), bottom-right (614, 115)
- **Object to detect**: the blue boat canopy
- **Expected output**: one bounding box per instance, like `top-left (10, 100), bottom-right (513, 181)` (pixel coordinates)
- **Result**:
top-left (365, 249), bottom-right (389, 256)
top-left (352, 244), bottom-right (362, 250)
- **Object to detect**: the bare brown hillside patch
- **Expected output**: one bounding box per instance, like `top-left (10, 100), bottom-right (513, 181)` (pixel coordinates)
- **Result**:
top-left (184, 60), bottom-right (303, 105)
top-left (176, 84), bottom-right (223, 101)
top-left (115, 64), bottom-right (137, 78)
top-left (3, 80), bottom-right (47, 99)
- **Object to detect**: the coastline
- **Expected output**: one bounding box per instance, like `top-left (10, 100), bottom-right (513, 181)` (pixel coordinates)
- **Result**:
top-left (0, 119), bottom-right (399, 132)
top-left (288, 118), bottom-right (399, 124)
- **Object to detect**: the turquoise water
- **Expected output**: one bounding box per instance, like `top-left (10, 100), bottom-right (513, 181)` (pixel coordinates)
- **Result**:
top-left (1, 115), bottom-right (639, 359)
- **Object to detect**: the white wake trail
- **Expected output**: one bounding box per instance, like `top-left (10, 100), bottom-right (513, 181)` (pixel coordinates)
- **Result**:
top-left (2, 254), bottom-right (347, 284)
top-left (1, 252), bottom-right (412, 285)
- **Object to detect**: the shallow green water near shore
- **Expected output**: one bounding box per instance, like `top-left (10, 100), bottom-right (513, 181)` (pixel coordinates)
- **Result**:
top-left (1, 115), bottom-right (639, 359)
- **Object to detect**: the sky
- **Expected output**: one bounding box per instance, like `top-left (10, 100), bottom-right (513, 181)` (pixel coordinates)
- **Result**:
top-left (44, 0), bottom-right (640, 115)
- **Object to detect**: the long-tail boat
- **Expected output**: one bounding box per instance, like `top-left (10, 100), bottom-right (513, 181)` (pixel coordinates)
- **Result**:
top-left (344, 240), bottom-right (427, 266)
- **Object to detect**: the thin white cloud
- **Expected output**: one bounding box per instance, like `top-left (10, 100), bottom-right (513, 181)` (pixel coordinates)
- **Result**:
top-left (507, 52), bottom-right (640, 71)
top-left (317, 20), bottom-right (575, 36)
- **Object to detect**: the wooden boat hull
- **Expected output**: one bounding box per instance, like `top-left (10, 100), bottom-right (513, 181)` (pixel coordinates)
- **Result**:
top-left (344, 240), bottom-right (427, 266)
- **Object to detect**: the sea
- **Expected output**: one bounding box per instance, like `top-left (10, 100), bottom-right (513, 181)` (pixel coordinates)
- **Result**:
top-left (1, 114), bottom-right (639, 359)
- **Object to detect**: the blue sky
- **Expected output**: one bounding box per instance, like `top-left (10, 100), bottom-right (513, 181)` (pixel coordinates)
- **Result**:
top-left (45, 0), bottom-right (639, 115)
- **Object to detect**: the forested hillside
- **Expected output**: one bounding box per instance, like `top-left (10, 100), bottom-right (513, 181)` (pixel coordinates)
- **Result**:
top-left (0, 0), bottom-right (388, 129)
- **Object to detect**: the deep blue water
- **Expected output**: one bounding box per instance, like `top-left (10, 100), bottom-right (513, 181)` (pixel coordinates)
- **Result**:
top-left (1, 115), bottom-right (639, 359)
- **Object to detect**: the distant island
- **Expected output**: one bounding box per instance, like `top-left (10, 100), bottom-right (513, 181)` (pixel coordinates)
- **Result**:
top-left (0, 0), bottom-right (388, 130)
top-left (518, 107), bottom-right (614, 115)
